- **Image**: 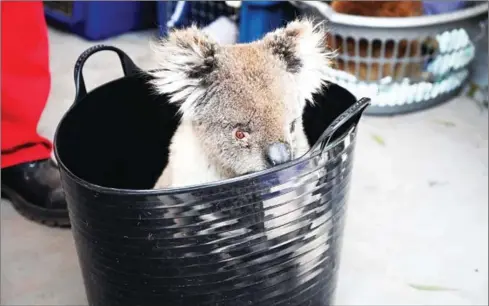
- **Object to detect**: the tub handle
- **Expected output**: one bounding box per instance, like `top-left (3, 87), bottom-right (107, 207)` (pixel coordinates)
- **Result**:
top-left (74, 44), bottom-right (140, 103)
top-left (308, 97), bottom-right (371, 156)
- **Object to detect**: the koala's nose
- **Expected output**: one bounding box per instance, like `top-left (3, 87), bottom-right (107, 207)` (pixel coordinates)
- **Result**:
top-left (265, 142), bottom-right (292, 167)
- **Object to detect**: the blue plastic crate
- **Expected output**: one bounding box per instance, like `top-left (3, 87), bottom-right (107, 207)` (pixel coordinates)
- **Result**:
top-left (44, 1), bottom-right (156, 41)
top-left (238, 1), bottom-right (295, 43)
top-left (157, 1), bottom-right (238, 37)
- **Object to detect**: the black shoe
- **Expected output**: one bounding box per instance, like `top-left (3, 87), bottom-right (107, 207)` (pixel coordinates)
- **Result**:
top-left (1, 159), bottom-right (70, 227)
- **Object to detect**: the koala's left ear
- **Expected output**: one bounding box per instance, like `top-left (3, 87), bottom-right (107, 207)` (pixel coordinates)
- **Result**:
top-left (149, 26), bottom-right (219, 116)
top-left (262, 19), bottom-right (335, 102)
top-left (263, 18), bottom-right (334, 74)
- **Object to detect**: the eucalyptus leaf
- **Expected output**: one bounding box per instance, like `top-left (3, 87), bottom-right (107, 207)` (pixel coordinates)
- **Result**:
top-left (408, 283), bottom-right (457, 291)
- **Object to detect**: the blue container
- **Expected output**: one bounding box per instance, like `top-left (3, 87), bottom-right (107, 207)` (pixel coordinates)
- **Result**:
top-left (44, 1), bottom-right (156, 41)
top-left (238, 1), bottom-right (294, 43)
top-left (156, 1), bottom-right (185, 36)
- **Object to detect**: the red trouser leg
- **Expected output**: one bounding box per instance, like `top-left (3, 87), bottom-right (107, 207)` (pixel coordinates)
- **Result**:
top-left (1, 1), bottom-right (52, 169)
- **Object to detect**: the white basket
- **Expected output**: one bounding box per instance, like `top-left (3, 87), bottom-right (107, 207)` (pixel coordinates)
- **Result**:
top-left (291, 1), bottom-right (488, 115)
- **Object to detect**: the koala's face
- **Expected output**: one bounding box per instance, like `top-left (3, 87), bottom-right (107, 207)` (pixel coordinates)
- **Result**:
top-left (151, 19), bottom-right (334, 177)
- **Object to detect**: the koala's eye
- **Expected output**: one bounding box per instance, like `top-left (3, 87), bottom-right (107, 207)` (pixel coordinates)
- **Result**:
top-left (290, 120), bottom-right (296, 133)
top-left (234, 129), bottom-right (248, 140)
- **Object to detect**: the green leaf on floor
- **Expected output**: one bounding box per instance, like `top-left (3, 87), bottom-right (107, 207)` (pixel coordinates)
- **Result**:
top-left (371, 134), bottom-right (385, 146)
top-left (433, 119), bottom-right (456, 127)
top-left (466, 82), bottom-right (479, 99)
top-left (408, 283), bottom-right (457, 291)
top-left (465, 82), bottom-right (488, 111)
top-left (428, 180), bottom-right (448, 187)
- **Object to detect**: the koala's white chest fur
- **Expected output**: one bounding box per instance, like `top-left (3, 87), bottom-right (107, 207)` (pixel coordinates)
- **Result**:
top-left (154, 121), bottom-right (224, 189)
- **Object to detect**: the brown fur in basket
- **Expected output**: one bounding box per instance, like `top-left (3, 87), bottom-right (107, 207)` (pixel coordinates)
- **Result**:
top-left (330, 1), bottom-right (423, 17)
top-left (328, 1), bottom-right (428, 82)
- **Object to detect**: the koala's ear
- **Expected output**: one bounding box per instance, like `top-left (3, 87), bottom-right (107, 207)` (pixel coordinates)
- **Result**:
top-left (262, 19), bottom-right (335, 103)
top-left (149, 26), bottom-right (219, 116)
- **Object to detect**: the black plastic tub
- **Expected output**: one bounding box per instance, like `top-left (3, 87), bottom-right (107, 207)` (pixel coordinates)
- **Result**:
top-left (54, 45), bottom-right (370, 306)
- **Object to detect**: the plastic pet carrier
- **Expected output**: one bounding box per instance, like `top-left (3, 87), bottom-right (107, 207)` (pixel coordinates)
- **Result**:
top-left (44, 1), bottom-right (156, 41)
top-left (291, 1), bottom-right (488, 116)
top-left (54, 45), bottom-right (371, 306)
top-left (157, 1), bottom-right (297, 43)
top-left (156, 1), bottom-right (239, 37)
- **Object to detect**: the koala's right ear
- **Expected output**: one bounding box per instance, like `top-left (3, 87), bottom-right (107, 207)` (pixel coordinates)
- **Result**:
top-left (149, 26), bottom-right (219, 117)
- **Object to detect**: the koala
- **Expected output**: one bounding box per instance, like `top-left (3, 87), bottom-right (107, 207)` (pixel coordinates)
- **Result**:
top-left (149, 18), bottom-right (334, 189)
top-left (149, 19), bottom-right (335, 282)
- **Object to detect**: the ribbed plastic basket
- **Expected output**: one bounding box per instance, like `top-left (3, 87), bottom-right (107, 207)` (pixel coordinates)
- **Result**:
top-left (291, 1), bottom-right (488, 115)
top-left (54, 45), bottom-right (370, 306)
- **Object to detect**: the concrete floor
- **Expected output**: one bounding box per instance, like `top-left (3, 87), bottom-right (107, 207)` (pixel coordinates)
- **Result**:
top-left (1, 27), bottom-right (488, 305)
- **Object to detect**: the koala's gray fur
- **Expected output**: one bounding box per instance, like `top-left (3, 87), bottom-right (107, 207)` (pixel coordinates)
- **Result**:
top-left (149, 18), bottom-right (334, 189)
top-left (149, 19), bottom-right (335, 279)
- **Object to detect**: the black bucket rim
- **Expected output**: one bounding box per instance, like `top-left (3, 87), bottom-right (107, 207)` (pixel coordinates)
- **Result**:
top-left (54, 107), bottom-right (355, 196)
top-left (54, 45), bottom-right (370, 196)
